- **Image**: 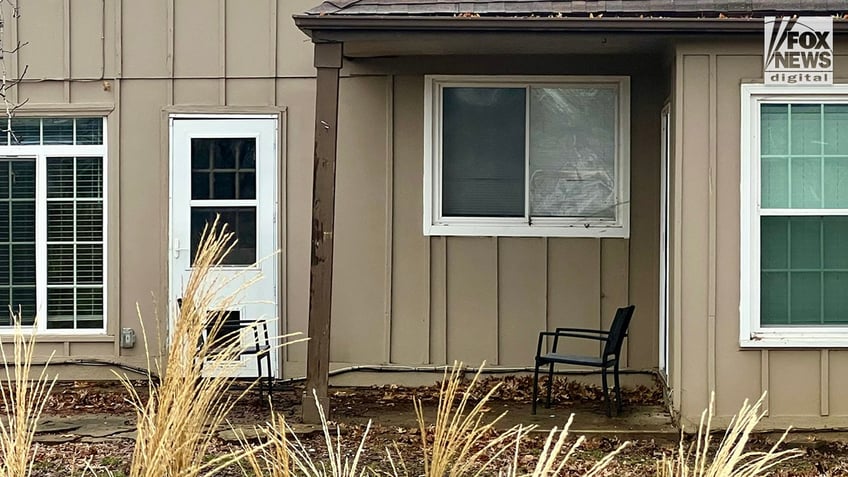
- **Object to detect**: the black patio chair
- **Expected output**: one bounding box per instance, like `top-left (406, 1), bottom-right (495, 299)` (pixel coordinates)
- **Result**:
top-left (532, 305), bottom-right (635, 417)
top-left (178, 298), bottom-right (274, 399)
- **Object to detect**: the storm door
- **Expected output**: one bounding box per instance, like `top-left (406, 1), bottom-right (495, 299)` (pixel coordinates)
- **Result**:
top-left (169, 116), bottom-right (278, 378)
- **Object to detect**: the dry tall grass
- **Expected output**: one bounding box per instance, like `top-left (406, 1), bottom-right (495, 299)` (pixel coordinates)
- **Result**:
top-left (238, 389), bottom-right (372, 477)
top-left (118, 219), bottom-right (274, 477)
top-left (416, 363), bottom-right (525, 476)
top-left (0, 316), bottom-right (57, 477)
top-left (657, 393), bottom-right (802, 477)
top-left (240, 362), bottom-right (627, 477)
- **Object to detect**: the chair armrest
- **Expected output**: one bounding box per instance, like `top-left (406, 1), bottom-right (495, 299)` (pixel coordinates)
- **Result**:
top-left (555, 327), bottom-right (609, 335)
top-left (537, 330), bottom-right (607, 356)
top-left (536, 331), bottom-right (554, 358)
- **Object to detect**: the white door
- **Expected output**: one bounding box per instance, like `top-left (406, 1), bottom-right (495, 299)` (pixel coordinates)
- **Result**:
top-left (169, 116), bottom-right (278, 378)
top-left (659, 105), bottom-right (670, 379)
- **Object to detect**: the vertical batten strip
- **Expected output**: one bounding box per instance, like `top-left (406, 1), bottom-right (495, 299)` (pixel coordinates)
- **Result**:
top-left (383, 75), bottom-right (394, 364)
top-left (761, 349), bottom-right (770, 416)
top-left (543, 237), bottom-right (549, 354)
top-left (112, 77), bottom-right (122, 357)
top-left (269, 0), bottom-right (277, 103)
top-left (494, 237), bottom-right (500, 365)
top-left (598, 238), bottom-right (607, 360)
top-left (821, 349), bottom-right (829, 416)
top-left (219, 0), bottom-right (226, 105)
top-left (10, 2), bottom-right (18, 105)
top-left (166, 0), bottom-right (174, 105)
top-left (114, 0), bottom-right (122, 78)
top-left (63, 0), bottom-right (71, 100)
top-left (439, 237), bottom-right (448, 363)
top-left (671, 53), bottom-right (684, 412)
top-left (423, 238), bottom-right (431, 364)
top-left (707, 54), bottom-right (717, 397)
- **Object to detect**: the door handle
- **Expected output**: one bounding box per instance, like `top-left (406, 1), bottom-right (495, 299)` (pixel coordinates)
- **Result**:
top-left (174, 238), bottom-right (180, 258)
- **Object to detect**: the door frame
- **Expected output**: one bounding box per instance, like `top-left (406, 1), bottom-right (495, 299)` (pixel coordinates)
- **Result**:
top-left (659, 103), bottom-right (671, 379)
top-left (167, 112), bottom-right (282, 376)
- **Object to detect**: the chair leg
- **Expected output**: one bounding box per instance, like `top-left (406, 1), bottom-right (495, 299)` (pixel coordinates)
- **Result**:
top-left (614, 362), bottom-right (622, 415)
top-left (265, 354), bottom-right (273, 399)
top-left (602, 367), bottom-right (611, 417)
top-left (256, 354), bottom-right (264, 399)
top-left (545, 363), bottom-right (554, 409)
top-left (532, 362), bottom-right (540, 415)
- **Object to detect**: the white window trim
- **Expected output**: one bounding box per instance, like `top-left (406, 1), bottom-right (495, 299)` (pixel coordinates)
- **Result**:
top-left (0, 122), bottom-right (108, 335)
top-left (423, 75), bottom-right (631, 238)
top-left (740, 84), bottom-right (848, 348)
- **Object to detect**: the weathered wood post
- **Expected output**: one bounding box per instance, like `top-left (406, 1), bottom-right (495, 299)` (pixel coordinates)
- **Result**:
top-left (302, 41), bottom-right (343, 424)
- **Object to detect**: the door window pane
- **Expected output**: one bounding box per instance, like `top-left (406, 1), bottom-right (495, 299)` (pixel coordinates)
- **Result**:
top-left (190, 207), bottom-right (256, 265)
top-left (191, 138), bottom-right (257, 200)
top-left (205, 310), bottom-right (242, 351)
top-left (441, 87), bottom-right (525, 217)
top-left (529, 87), bottom-right (616, 218)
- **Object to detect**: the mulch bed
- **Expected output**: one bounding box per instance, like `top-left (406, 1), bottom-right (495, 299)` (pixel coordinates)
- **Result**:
top-left (13, 376), bottom-right (848, 476)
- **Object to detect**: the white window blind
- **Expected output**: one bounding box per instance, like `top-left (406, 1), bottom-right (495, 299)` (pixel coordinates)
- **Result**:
top-left (0, 117), bottom-right (106, 332)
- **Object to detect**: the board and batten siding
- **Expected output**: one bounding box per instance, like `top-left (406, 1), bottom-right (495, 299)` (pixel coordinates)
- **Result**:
top-left (2, 0), bottom-right (663, 383)
top-left (311, 60), bottom-right (665, 382)
top-left (0, 0), bottom-right (316, 374)
top-left (673, 39), bottom-right (848, 428)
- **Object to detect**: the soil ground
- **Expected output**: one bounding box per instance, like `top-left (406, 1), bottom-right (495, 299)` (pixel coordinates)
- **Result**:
top-left (20, 377), bottom-right (848, 476)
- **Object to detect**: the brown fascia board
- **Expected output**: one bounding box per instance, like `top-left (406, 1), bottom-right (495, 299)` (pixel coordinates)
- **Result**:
top-left (292, 15), bottom-right (848, 37)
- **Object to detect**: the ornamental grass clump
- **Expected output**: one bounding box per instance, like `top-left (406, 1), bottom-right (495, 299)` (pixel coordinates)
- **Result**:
top-left (414, 362), bottom-right (627, 477)
top-left (239, 361), bottom-right (626, 477)
top-left (657, 393), bottom-right (802, 477)
top-left (0, 316), bottom-right (57, 477)
top-left (117, 219), bottom-right (274, 477)
top-left (238, 389), bottom-right (373, 477)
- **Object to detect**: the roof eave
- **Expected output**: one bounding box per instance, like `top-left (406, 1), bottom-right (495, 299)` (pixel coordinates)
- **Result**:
top-left (293, 15), bottom-right (848, 38)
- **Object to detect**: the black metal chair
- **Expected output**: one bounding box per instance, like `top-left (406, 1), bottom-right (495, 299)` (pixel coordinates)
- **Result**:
top-left (532, 305), bottom-right (635, 417)
top-left (178, 298), bottom-right (274, 399)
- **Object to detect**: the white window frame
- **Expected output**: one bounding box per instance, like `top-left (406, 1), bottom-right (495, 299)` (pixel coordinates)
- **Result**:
top-left (740, 84), bottom-right (848, 347)
top-left (423, 75), bottom-right (631, 238)
top-left (0, 119), bottom-right (108, 335)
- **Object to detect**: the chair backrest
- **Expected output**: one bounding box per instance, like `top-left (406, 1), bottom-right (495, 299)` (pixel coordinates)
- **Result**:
top-left (602, 305), bottom-right (635, 359)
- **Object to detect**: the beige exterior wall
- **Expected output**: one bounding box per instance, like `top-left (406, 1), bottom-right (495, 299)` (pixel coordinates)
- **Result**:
top-left (672, 38), bottom-right (848, 429)
top-left (3, 1), bottom-right (664, 384)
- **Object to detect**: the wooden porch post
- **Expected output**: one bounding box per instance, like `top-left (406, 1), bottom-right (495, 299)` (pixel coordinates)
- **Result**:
top-left (302, 41), bottom-right (343, 424)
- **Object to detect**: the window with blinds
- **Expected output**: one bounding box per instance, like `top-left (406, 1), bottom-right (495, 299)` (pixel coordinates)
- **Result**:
top-left (425, 76), bottom-right (630, 238)
top-left (0, 117), bottom-right (105, 331)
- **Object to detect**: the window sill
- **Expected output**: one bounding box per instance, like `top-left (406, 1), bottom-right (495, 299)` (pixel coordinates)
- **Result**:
top-left (424, 223), bottom-right (629, 238)
top-left (740, 330), bottom-right (848, 348)
top-left (0, 334), bottom-right (113, 343)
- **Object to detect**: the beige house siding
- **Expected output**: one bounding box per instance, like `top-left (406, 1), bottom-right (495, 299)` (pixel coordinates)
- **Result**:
top-left (301, 58), bottom-right (666, 378)
top-left (3, 0), bottom-right (663, 385)
top-left (0, 0), bottom-right (316, 373)
top-left (673, 39), bottom-right (848, 428)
